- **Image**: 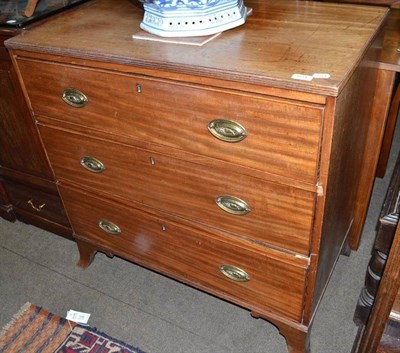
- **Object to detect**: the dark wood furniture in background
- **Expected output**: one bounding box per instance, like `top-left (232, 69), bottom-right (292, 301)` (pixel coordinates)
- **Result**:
top-left (0, 179), bottom-right (15, 222)
top-left (5, 1), bottom-right (393, 352)
top-left (0, 27), bottom-right (72, 238)
top-left (353, 152), bottom-right (400, 352)
top-left (362, 223), bottom-right (400, 353)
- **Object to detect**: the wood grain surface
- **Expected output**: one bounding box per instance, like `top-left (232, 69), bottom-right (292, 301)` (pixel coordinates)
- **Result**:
top-left (0, 45), bottom-right (53, 179)
top-left (5, 179), bottom-right (69, 226)
top-left (5, 0), bottom-right (388, 96)
top-left (6, 1), bottom-right (392, 351)
top-left (18, 57), bottom-right (324, 184)
top-left (370, 8), bottom-right (400, 72)
top-left (39, 124), bottom-right (316, 255)
top-left (60, 182), bottom-right (308, 322)
top-left (0, 29), bottom-right (72, 238)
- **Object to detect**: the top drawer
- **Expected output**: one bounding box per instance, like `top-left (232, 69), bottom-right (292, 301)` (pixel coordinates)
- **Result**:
top-left (17, 58), bottom-right (323, 184)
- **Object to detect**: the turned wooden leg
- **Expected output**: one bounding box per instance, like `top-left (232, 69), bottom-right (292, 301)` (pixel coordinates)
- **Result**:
top-left (76, 240), bottom-right (97, 268)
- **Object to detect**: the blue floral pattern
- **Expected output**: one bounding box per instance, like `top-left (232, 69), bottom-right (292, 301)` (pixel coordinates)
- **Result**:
top-left (140, 0), bottom-right (221, 9)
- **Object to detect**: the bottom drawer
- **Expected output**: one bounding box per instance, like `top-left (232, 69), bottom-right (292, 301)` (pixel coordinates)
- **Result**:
top-left (5, 180), bottom-right (70, 227)
top-left (59, 183), bottom-right (308, 322)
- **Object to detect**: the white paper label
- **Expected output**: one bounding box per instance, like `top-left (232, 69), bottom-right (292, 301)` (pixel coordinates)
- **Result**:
top-left (313, 73), bottom-right (331, 79)
top-left (66, 310), bottom-right (91, 324)
top-left (291, 73), bottom-right (314, 81)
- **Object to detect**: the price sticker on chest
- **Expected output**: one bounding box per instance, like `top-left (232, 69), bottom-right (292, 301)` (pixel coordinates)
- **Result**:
top-left (291, 73), bottom-right (331, 81)
top-left (291, 73), bottom-right (314, 81)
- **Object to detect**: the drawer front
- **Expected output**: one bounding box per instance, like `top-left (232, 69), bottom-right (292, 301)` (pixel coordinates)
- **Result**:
top-left (5, 180), bottom-right (70, 226)
top-left (19, 59), bottom-right (323, 183)
top-left (59, 183), bottom-right (308, 322)
top-left (39, 125), bottom-right (315, 255)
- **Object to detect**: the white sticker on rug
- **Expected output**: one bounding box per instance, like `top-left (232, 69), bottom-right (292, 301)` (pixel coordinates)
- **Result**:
top-left (66, 309), bottom-right (91, 324)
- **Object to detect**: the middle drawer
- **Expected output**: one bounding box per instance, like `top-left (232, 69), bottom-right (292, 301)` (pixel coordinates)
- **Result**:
top-left (39, 125), bottom-right (316, 255)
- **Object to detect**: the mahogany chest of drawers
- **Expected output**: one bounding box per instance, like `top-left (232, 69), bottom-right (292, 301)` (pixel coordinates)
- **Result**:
top-left (5, 1), bottom-right (392, 352)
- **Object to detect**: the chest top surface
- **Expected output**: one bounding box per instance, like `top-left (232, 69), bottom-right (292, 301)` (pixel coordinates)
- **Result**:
top-left (5, 0), bottom-right (388, 96)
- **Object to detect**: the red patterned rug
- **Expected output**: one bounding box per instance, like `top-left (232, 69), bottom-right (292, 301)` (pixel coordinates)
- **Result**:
top-left (0, 303), bottom-right (146, 353)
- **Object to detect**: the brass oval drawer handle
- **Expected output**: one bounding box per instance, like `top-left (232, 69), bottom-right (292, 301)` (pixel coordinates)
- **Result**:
top-left (208, 119), bottom-right (247, 143)
top-left (62, 88), bottom-right (88, 108)
top-left (98, 219), bottom-right (122, 235)
top-left (27, 199), bottom-right (46, 212)
top-left (220, 264), bottom-right (250, 282)
top-left (215, 195), bottom-right (251, 215)
top-left (80, 156), bottom-right (105, 173)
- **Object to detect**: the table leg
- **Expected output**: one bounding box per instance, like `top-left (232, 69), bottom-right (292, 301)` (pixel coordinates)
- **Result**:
top-left (278, 323), bottom-right (311, 353)
top-left (251, 312), bottom-right (311, 353)
top-left (76, 240), bottom-right (97, 268)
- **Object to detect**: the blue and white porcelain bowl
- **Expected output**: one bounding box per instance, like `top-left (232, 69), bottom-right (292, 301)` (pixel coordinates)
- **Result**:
top-left (140, 0), bottom-right (221, 10)
top-left (139, 0), bottom-right (248, 37)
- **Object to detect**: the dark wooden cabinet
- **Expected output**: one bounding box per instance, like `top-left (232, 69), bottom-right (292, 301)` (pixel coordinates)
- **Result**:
top-left (0, 30), bottom-right (72, 238)
top-left (0, 177), bottom-right (15, 222)
top-left (353, 152), bottom-right (400, 353)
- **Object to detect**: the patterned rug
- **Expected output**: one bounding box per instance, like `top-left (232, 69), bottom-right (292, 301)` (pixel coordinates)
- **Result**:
top-left (0, 303), bottom-right (146, 353)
